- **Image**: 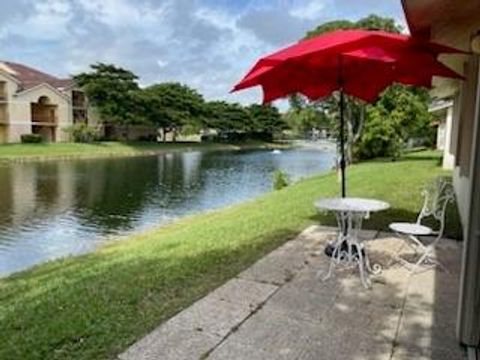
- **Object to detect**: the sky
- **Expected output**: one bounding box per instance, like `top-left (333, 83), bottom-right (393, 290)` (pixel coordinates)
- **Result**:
top-left (0, 0), bottom-right (406, 107)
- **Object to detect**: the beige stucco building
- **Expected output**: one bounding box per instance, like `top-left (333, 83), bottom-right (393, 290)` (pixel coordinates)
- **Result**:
top-left (0, 61), bottom-right (93, 143)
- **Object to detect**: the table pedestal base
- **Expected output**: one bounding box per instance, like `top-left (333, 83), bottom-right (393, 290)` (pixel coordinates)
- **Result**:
top-left (321, 211), bottom-right (381, 288)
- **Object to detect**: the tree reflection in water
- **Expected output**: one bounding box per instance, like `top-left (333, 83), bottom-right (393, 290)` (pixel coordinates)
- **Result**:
top-left (0, 147), bottom-right (334, 275)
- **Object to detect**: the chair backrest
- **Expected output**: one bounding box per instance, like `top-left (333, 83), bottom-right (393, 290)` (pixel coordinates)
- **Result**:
top-left (417, 177), bottom-right (455, 237)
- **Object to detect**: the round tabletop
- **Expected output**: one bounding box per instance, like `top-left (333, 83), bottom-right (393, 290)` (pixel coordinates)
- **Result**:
top-left (314, 197), bottom-right (390, 213)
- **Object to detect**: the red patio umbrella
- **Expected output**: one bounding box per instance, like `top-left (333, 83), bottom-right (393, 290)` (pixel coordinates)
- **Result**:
top-left (232, 29), bottom-right (464, 197)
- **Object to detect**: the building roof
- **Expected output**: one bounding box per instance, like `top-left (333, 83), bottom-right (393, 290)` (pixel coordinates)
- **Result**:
top-left (0, 61), bottom-right (73, 91)
top-left (401, 0), bottom-right (480, 40)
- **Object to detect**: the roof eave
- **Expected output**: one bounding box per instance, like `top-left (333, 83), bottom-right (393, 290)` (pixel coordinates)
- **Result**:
top-left (14, 82), bottom-right (71, 101)
top-left (0, 69), bottom-right (21, 85)
top-left (401, 0), bottom-right (432, 39)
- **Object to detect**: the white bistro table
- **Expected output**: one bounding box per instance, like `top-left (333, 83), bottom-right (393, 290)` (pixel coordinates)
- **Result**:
top-left (315, 197), bottom-right (390, 288)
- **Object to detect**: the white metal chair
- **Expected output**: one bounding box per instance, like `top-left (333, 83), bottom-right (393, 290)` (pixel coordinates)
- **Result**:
top-left (389, 177), bottom-right (455, 274)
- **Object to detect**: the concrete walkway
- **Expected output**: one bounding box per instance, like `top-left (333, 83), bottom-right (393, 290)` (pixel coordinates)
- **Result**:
top-left (119, 226), bottom-right (465, 360)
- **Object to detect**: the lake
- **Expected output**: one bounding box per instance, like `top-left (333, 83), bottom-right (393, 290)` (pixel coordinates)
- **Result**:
top-left (0, 144), bottom-right (335, 276)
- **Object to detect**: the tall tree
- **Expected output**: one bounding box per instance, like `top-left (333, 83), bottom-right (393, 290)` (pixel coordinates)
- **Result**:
top-left (246, 104), bottom-right (286, 137)
top-left (205, 101), bottom-right (252, 133)
top-left (204, 102), bottom-right (285, 141)
top-left (140, 83), bottom-right (206, 141)
top-left (74, 63), bottom-right (141, 129)
top-left (305, 14), bottom-right (402, 39)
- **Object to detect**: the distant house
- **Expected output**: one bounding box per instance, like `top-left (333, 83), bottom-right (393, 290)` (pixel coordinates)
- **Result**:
top-left (0, 61), bottom-right (95, 143)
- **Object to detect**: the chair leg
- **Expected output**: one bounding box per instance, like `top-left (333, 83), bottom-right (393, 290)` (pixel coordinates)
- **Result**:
top-left (391, 234), bottom-right (449, 275)
top-left (406, 234), bottom-right (427, 254)
top-left (422, 245), bottom-right (450, 274)
top-left (408, 245), bottom-right (449, 275)
top-left (388, 233), bottom-right (417, 268)
top-left (408, 250), bottom-right (431, 276)
top-left (387, 234), bottom-right (406, 267)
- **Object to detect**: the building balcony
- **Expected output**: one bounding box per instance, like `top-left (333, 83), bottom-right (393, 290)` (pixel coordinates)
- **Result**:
top-left (31, 116), bottom-right (58, 126)
top-left (72, 90), bottom-right (86, 109)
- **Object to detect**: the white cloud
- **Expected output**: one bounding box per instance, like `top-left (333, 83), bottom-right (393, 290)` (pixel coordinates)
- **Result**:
top-left (291, 0), bottom-right (327, 20)
top-left (157, 59), bottom-right (168, 68)
top-left (78, 0), bottom-right (167, 29)
top-left (8, 0), bottom-right (72, 41)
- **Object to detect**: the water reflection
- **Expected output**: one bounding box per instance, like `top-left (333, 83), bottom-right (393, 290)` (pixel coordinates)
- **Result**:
top-left (0, 147), bottom-right (335, 275)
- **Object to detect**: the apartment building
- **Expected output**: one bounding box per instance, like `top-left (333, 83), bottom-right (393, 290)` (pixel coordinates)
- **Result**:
top-left (0, 61), bottom-right (92, 143)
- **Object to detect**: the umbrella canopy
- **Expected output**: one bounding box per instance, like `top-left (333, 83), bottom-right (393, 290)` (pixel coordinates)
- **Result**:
top-left (232, 29), bottom-right (464, 196)
top-left (233, 30), bottom-right (463, 102)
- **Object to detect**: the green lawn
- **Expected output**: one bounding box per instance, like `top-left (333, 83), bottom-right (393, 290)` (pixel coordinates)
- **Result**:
top-left (0, 141), bottom-right (282, 161)
top-left (0, 151), bottom-right (460, 360)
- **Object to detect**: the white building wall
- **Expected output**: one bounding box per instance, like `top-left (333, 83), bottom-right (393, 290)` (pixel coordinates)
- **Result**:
top-left (451, 56), bottom-right (479, 235)
top-left (436, 121), bottom-right (446, 150)
top-left (453, 166), bottom-right (471, 232)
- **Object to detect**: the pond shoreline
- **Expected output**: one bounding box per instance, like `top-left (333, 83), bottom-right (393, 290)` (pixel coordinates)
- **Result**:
top-left (0, 141), bottom-right (292, 163)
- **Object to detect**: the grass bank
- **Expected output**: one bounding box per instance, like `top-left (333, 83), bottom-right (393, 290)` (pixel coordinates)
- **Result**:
top-left (0, 141), bottom-right (287, 162)
top-left (0, 151), bottom-right (460, 360)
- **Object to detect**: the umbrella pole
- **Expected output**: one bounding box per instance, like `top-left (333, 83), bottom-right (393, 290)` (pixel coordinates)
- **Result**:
top-left (339, 89), bottom-right (346, 198)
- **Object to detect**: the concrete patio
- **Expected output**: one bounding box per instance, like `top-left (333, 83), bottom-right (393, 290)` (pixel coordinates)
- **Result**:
top-left (119, 225), bottom-right (465, 360)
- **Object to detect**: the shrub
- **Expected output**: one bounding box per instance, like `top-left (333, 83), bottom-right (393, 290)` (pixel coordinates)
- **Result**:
top-left (354, 106), bottom-right (402, 160)
top-left (137, 134), bottom-right (157, 142)
top-left (200, 133), bottom-right (217, 142)
top-left (273, 170), bottom-right (290, 190)
top-left (63, 123), bottom-right (100, 143)
top-left (20, 134), bottom-right (43, 143)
